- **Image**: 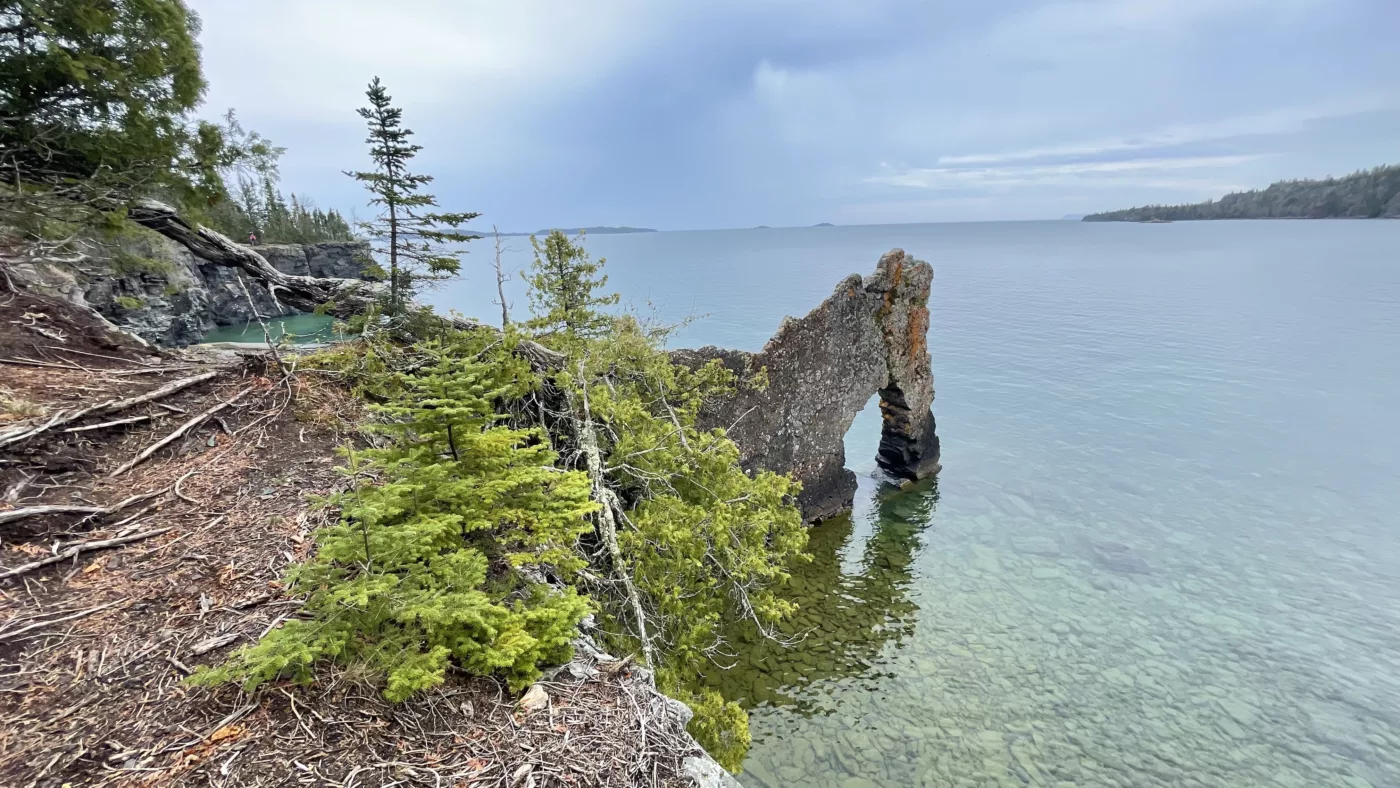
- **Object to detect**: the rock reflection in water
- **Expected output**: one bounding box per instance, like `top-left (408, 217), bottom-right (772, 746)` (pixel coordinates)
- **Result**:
top-left (701, 476), bottom-right (938, 715)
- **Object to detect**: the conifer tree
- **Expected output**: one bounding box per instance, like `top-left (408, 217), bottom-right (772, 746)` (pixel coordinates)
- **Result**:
top-left (522, 234), bottom-right (806, 769)
top-left (525, 230), bottom-right (619, 342)
top-left (192, 335), bottom-right (596, 700)
top-left (0, 1), bottom-right (270, 249)
top-left (348, 77), bottom-right (480, 316)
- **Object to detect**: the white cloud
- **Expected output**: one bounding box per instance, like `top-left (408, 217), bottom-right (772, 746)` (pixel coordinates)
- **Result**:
top-left (195, 0), bottom-right (667, 119)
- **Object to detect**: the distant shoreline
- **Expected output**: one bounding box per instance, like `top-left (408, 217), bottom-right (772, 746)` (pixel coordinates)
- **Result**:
top-left (1084, 163), bottom-right (1400, 222)
top-left (494, 226), bottom-right (657, 237)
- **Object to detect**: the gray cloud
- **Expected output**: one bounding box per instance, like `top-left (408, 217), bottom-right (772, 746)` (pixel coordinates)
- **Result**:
top-left (189, 0), bottom-right (1399, 228)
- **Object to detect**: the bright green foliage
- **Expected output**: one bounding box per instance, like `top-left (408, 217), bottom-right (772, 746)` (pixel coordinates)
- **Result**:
top-left (526, 237), bottom-right (806, 768)
top-left (191, 334), bottom-right (596, 700)
top-left (524, 230), bottom-right (620, 344)
top-left (663, 679), bottom-right (752, 773)
top-left (347, 78), bottom-right (480, 316)
top-left (558, 320), bottom-right (806, 770)
top-left (566, 318), bottom-right (807, 669)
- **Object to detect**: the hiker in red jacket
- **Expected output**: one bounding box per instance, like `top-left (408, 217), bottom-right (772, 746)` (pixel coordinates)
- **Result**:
top-left (248, 231), bottom-right (258, 245)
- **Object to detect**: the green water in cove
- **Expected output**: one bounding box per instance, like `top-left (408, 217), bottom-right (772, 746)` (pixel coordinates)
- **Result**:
top-left (202, 312), bottom-right (342, 344)
top-left (265, 220), bottom-right (1400, 786)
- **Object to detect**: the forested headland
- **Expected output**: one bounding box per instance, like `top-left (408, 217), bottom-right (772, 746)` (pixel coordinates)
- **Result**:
top-left (1084, 164), bottom-right (1400, 222)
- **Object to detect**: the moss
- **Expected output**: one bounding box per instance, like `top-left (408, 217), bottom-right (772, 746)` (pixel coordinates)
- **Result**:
top-left (114, 295), bottom-right (145, 310)
top-left (164, 283), bottom-right (184, 296)
top-left (112, 251), bottom-right (175, 277)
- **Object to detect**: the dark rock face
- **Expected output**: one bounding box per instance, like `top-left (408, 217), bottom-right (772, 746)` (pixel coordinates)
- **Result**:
top-left (675, 249), bottom-right (939, 521)
top-left (10, 233), bottom-right (373, 347)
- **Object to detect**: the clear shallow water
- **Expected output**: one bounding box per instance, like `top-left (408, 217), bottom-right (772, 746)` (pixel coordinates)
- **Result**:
top-left (457, 220), bottom-right (1400, 786)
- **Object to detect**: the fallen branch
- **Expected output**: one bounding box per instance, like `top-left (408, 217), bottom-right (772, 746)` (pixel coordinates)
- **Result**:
top-left (571, 362), bottom-right (655, 668)
top-left (0, 504), bottom-right (107, 526)
top-left (108, 390), bottom-right (249, 477)
top-left (63, 414), bottom-right (152, 433)
top-left (0, 370), bottom-right (220, 449)
top-left (128, 200), bottom-right (564, 370)
top-left (0, 527), bottom-right (173, 581)
top-left (0, 488), bottom-right (167, 526)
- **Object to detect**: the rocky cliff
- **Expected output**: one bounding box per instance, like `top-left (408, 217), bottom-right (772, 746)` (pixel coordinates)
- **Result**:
top-left (7, 228), bottom-right (372, 347)
top-left (675, 249), bottom-right (940, 521)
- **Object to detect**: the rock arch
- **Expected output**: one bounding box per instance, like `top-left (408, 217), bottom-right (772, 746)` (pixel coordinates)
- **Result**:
top-left (674, 249), bottom-right (940, 521)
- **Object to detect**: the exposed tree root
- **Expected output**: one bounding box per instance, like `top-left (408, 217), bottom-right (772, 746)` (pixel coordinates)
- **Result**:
top-left (0, 370), bottom-right (220, 449)
top-left (0, 527), bottom-right (173, 581)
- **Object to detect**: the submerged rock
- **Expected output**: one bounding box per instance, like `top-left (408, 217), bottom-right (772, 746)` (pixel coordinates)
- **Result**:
top-left (1088, 540), bottom-right (1152, 574)
top-left (675, 249), bottom-right (940, 521)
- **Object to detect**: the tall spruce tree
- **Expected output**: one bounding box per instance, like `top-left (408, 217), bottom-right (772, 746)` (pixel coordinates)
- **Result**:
top-left (524, 230), bottom-right (620, 341)
top-left (347, 77), bottom-right (479, 316)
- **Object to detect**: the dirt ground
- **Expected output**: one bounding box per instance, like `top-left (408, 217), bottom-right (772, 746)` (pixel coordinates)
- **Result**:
top-left (0, 286), bottom-right (695, 788)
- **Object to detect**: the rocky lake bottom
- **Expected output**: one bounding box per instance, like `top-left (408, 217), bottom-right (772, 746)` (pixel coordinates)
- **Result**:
top-left (713, 465), bottom-right (1400, 788)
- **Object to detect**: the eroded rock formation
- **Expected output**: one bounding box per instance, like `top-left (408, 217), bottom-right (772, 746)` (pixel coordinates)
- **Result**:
top-left (6, 228), bottom-right (372, 347)
top-left (675, 249), bottom-right (939, 521)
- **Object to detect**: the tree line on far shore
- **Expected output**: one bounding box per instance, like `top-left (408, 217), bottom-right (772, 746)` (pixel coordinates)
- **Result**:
top-left (1084, 164), bottom-right (1400, 222)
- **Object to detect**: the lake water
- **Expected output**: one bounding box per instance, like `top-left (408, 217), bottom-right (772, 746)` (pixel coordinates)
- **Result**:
top-left (453, 219), bottom-right (1399, 787)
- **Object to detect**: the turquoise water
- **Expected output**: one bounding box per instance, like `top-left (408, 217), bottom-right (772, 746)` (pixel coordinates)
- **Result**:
top-left (202, 312), bottom-right (343, 344)
top-left (454, 220), bottom-right (1400, 786)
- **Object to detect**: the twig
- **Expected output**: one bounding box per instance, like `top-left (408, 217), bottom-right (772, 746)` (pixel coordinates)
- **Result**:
top-left (108, 390), bottom-right (249, 477)
top-left (0, 527), bottom-right (173, 581)
top-left (188, 632), bottom-right (240, 657)
top-left (173, 469), bottom-right (200, 505)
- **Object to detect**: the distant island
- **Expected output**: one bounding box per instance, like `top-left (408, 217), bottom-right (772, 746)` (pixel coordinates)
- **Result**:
top-left (1060, 214), bottom-right (1086, 221)
top-left (496, 226), bottom-right (657, 237)
top-left (813, 222), bottom-right (835, 227)
top-left (1084, 164), bottom-right (1400, 222)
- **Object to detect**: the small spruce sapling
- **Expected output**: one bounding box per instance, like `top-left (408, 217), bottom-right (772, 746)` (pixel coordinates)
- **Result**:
top-left (524, 230), bottom-right (619, 345)
top-left (191, 335), bottom-right (595, 700)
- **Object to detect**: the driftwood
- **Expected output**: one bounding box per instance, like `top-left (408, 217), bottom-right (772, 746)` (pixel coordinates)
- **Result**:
top-left (126, 201), bottom-right (565, 370)
top-left (0, 370), bottom-right (219, 449)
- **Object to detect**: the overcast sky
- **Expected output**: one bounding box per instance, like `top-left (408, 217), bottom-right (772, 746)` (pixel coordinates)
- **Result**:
top-left (193, 0), bottom-right (1399, 231)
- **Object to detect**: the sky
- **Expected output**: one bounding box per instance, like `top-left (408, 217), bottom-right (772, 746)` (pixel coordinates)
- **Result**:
top-left (192, 0), bottom-right (1400, 231)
